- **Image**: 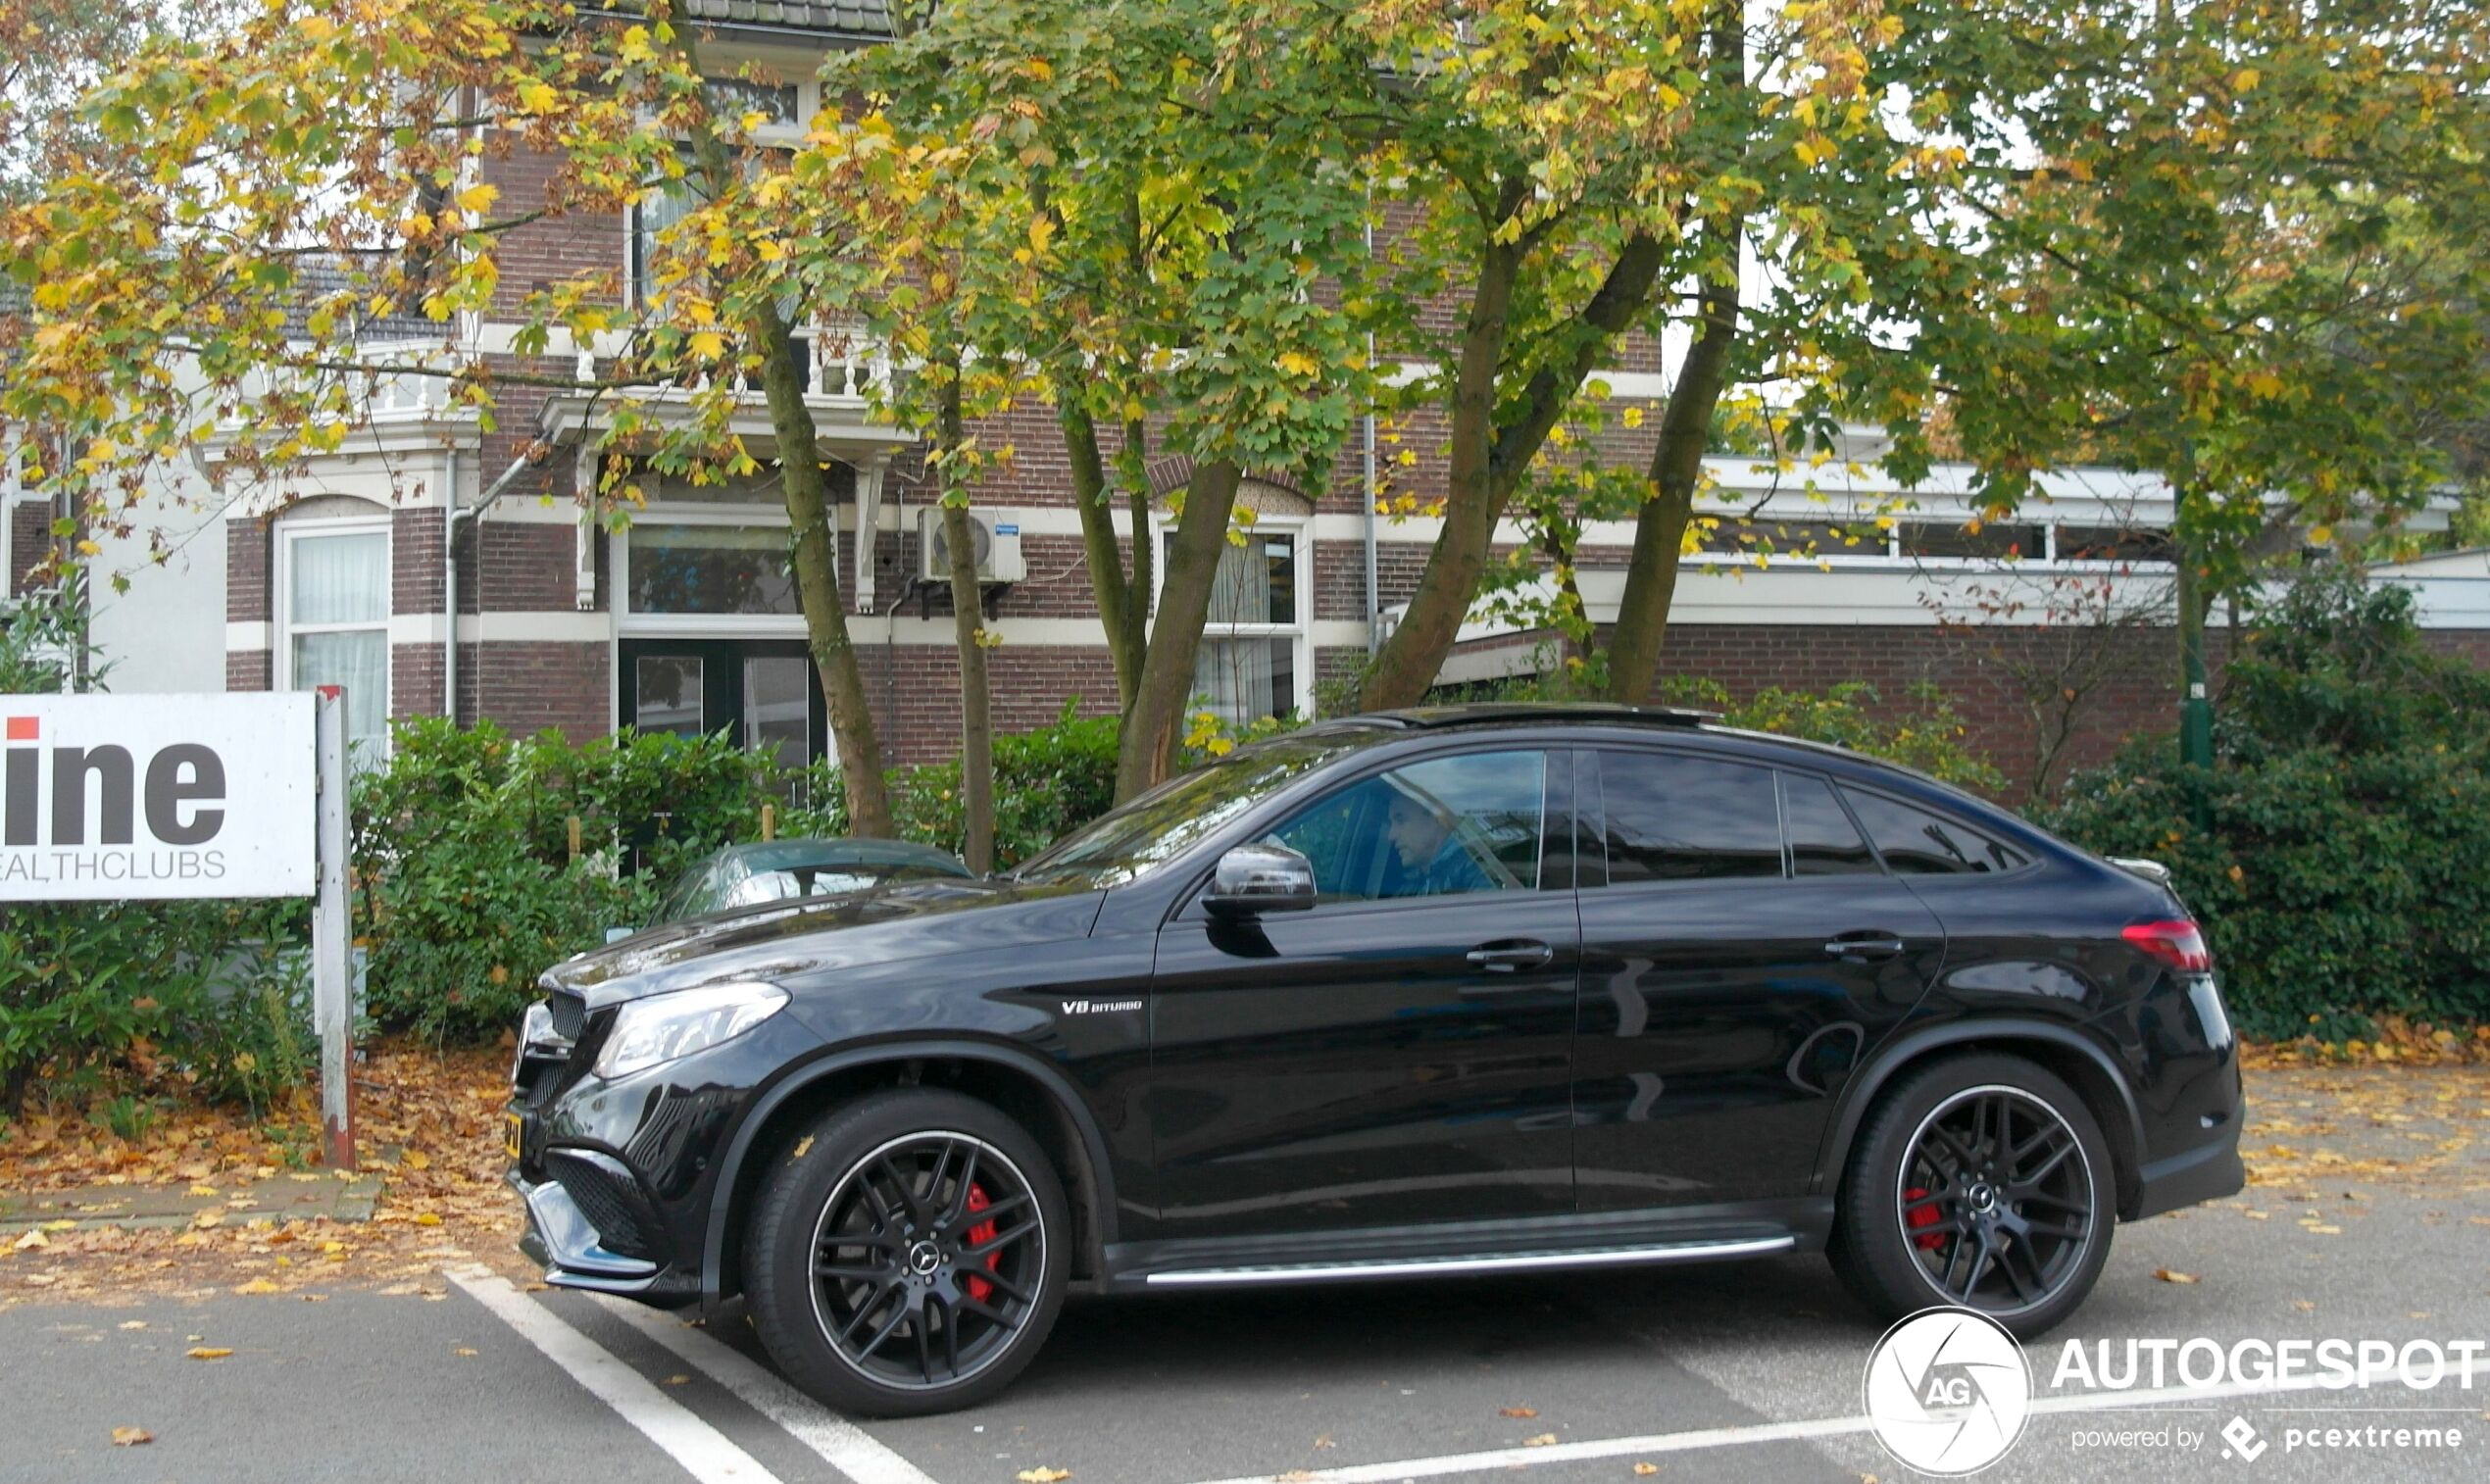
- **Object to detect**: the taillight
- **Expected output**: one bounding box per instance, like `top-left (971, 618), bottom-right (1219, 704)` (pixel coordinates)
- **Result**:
top-left (2123, 918), bottom-right (2212, 973)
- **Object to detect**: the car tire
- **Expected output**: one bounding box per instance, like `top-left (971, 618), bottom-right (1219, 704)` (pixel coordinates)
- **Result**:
top-left (745, 1088), bottom-right (1071, 1416)
top-left (1830, 1051), bottom-right (2116, 1339)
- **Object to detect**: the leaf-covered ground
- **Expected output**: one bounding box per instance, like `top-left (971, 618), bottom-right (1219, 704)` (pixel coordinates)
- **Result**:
top-left (3, 1038), bottom-right (2486, 1308)
top-left (1, 1043), bottom-right (525, 1307)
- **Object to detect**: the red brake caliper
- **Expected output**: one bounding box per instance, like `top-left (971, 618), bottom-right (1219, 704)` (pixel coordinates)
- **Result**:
top-left (963, 1184), bottom-right (1001, 1303)
top-left (1904, 1186), bottom-right (1945, 1251)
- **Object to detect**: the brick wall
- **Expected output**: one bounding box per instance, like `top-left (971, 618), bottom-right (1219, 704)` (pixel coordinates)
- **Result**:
top-left (472, 641), bottom-right (609, 743)
top-left (7, 501), bottom-right (51, 596)
top-left (225, 518), bottom-right (271, 622)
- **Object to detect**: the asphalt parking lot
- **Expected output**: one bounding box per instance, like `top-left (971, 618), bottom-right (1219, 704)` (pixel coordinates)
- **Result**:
top-left (7, 1068), bottom-right (2487, 1484)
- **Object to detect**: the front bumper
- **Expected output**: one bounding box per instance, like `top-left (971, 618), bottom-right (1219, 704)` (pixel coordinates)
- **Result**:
top-left (512, 1164), bottom-right (700, 1302)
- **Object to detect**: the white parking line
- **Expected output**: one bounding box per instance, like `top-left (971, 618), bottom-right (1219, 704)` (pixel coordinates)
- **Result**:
top-left (1177, 1354), bottom-right (2490, 1484)
top-left (589, 1293), bottom-right (944, 1484)
top-left (445, 1267), bottom-right (784, 1484)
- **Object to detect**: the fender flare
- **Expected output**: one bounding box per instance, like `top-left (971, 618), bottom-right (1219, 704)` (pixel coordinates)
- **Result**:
top-left (1811, 1015), bottom-right (2148, 1207)
top-left (699, 1038), bottom-right (1124, 1308)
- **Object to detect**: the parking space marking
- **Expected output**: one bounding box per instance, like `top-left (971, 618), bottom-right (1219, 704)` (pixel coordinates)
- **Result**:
top-left (446, 1267), bottom-right (785, 1484)
top-left (590, 1293), bottom-right (945, 1484)
top-left (1178, 1353), bottom-right (2490, 1484)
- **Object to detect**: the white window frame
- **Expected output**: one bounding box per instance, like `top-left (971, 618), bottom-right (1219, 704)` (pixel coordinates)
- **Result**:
top-left (614, 473), bottom-right (807, 640)
top-left (1682, 505), bottom-right (2177, 574)
top-left (624, 74), bottom-right (816, 314)
top-left (1156, 512), bottom-right (1315, 726)
top-left (275, 515), bottom-right (393, 756)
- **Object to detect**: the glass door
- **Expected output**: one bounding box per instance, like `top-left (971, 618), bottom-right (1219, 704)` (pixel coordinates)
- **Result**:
top-left (617, 638), bottom-right (826, 767)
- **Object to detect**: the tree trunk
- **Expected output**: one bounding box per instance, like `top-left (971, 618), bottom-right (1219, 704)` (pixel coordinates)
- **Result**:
top-left (1357, 241), bottom-right (1523, 710)
top-left (1357, 229), bottom-right (1668, 711)
top-left (1116, 460), bottom-right (1243, 800)
top-left (1605, 232), bottom-right (1744, 704)
top-left (1057, 395), bottom-right (1143, 708)
top-left (669, 14), bottom-right (891, 833)
top-left (936, 381), bottom-right (996, 872)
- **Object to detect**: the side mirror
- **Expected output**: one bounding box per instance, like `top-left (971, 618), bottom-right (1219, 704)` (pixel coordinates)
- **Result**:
top-left (1204, 843), bottom-right (1317, 917)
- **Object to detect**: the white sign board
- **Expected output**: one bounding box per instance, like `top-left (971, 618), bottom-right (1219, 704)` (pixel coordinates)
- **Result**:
top-left (0, 692), bottom-right (316, 901)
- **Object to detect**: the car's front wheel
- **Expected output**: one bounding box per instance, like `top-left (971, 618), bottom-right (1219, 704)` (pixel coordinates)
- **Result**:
top-left (1830, 1052), bottom-right (2116, 1338)
top-left (745, 1088), bottom-right (1070, 1415)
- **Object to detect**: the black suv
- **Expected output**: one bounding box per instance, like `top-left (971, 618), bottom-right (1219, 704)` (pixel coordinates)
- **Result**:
top-left (509, 705), bottom-right (2243, 1414)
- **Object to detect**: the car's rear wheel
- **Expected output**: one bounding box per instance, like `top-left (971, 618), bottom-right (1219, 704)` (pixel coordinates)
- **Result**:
top-left (745, 1088), bottom-right (1069, 1415)
top-left (1830, 1052), bottom-right (2115, 1338)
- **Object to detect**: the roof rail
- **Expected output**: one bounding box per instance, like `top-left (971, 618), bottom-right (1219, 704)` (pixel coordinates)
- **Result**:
top-left (1357, 702), bottom-right (1718, 729)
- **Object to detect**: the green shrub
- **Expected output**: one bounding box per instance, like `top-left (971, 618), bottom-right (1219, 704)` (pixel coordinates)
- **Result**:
top-left (1658, 676), bottom-right (2008, 794)
top-left (888, 703), bottom-right (1122, 866)
top-left (2039, 570), bottom-right (2490, 1037)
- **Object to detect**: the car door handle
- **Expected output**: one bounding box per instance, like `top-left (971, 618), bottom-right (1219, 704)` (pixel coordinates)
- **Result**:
top-left (1467, 940), bottom-right (1554, 972)
top-left (1824, 934), bottom-right (1910, 961)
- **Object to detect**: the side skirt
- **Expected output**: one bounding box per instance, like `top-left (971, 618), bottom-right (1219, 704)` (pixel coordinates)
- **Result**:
top-left (1099, 1198), bottom-right (1830, 1294)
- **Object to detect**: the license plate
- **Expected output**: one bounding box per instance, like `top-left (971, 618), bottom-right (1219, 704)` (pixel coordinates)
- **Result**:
top-left (506, 1112), bottom-right (524, 1162)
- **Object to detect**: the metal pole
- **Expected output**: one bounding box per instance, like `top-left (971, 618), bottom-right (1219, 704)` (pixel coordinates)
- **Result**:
top-left (312, 686), bottom-right (356, 1170)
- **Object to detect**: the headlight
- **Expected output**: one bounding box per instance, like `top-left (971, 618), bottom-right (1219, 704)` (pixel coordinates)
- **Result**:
top-left (595, 981), bottom-right (789, 1080)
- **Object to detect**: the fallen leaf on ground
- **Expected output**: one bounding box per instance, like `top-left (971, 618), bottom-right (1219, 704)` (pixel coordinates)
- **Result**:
top-left (184, 1347), bottom-right (232, 1360)
top-left (110, 1427), bottom-right (152, 1447)
top-left (1634, 1465), bottom-right (1661, 1476)
top-left (661, 1374), bottom-right (690, 1386)
top-left (1015, 1470), bottom-right (1071, 1484)
top-left (1524, 1434), bottom-right (1559, 1448)
top-left (232, 1278), bottom-right (280, 1295)
top-left (455, 1347), bottom-right (478, 1357)
top-left (1500, 1407), bottom-right (1538, 1418)
top-left (2153, 1269), bottom-right (2198, 1284)
top-left (118, 1321), bottom-right (146, 1330)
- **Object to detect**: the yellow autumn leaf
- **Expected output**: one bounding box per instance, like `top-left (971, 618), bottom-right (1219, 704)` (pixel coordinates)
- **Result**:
top-left (233, 1278), bottom-right (281, 1295)
top-left (688, 331), bottom-right (727, 360)
top-left (1016, 1470), bottom-right (1071, 1484)
top-left (1523, 1433), bottom-right (1559, 1447)
top-left (456, 183), bottom-right (498, 215)
top-left (1276, 350), bottom-right (1320, 378)
top-left (185, 1347), bottom-right (233, 1360)
top-left (112, 1427), bottom-right (153, 1447)
top-left (415, 1212), bottom-right (443, 1227)
top-left (2152, 1268), bottom-right (2197, 1284)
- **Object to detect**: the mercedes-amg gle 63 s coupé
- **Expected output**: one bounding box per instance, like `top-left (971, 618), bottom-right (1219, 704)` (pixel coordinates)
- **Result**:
top-left (508, 705), bottom-right (2243, 1414)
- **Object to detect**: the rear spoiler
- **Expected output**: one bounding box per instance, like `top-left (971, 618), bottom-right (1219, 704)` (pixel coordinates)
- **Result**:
top-left (2108, 856), bottom-right (2173, 887)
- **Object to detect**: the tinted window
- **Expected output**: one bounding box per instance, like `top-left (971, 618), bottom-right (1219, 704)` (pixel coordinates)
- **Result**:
top-left (1269, 750), bottom-right (1546, 902)
top-left (1842, 789), bottom-right (2028, 874)
top-left (1013, 733), bottom-right (1367, 887)
top-left (1781, 773), bottom-right (1878, 875)
top-left (1595, 752), bottom-right (1783, 884)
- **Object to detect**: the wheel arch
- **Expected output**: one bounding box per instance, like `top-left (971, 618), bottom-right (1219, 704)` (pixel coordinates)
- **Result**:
top-left (703, 1040), bottom-right (1119, 1309)
top-left (1814, 1019), bottom-right (2148, 1219)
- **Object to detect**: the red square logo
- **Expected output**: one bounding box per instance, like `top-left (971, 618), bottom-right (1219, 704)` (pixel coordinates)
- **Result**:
top-left (3, 717), bottom-right (34, 741)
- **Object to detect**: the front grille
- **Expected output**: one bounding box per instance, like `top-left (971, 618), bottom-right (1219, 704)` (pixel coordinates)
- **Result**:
top-left (549, 991), bottom-right (587, 1040)
top-left (545, 1150), bottom-right (662, 1261)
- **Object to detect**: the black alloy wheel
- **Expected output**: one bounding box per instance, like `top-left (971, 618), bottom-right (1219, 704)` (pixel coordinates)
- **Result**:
top-left (747, 1089), bottom-right (1070, 1416)
top-left (1897, 1085), bottom-right (2096, 1311)
top-left (1831, 1052), bottom-right (2116, 1338)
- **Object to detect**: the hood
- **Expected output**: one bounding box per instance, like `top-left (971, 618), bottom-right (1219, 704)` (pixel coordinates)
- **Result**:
top-left (542, 876), bottom-right (1107, 1009)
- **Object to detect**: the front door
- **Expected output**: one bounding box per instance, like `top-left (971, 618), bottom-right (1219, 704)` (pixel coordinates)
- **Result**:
top-left (617, 638), bottom-right (825, 767)
top-left (1571, 750), bottom-right (1945, 1212)
top-left (1144, 746), bottom-right (1579, 1239)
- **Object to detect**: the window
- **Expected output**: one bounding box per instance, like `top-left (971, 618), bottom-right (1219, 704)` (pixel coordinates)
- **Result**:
top-left (1176, 526), bottom-right (1307, 728)
top-left (1593, 752), bottom-right (1792, 881)
top-left (1841, 788), bottom-right (2028, 874)
top-left (2057, 524), bottom-right (2175, 564)
top-left (1594, 752), bottom-right (1783, 884)
top-left (634, 654), bottom-right (706, 737)
top-left (1268, 750), bottom-right (1546, 902)
top-left (624, 525), bottom-right (801, 616)
top-left (1780, 772), bottom-right (1879, 875)
top-left (1902, 521), bottom-right (2044, 561)
top-left (1701, 518), bottom-right (1887, 559)
top-left (281, 522), bottom-right (390, 761)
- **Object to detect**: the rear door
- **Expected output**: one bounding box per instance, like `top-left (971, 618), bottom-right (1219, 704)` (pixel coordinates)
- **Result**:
top-left (1144, 745), bottom-right (1580, 1239)
top-left (1571, 750), bottom-right (1946, 1212)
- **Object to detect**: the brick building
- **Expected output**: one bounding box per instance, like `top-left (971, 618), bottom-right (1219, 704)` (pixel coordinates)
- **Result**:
top-left (9, 2), bottom-right (2485, 796)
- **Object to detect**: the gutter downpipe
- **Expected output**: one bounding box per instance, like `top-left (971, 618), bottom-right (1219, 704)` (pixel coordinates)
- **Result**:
top-left (1363, 203), bottom-right (1380, 654)
top-left (445, 442), bottom-right (553, 722)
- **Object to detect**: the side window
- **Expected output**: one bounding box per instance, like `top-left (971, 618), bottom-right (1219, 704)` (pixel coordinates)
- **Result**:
top-left (1268, 750), bottom-right (1546, 902)
top-left (1595, 752), bottom-right (1783, 884)
top-left (1841, 788), bottom-right (2028, 874)
top-left (1781, 772), bottom-right (1880, 876)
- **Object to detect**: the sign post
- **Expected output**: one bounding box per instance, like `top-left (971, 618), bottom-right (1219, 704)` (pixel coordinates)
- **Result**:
top-left (1, 691), bottom-right (350, 1166)
top-left (311, 688), bottom-right (355, 1170)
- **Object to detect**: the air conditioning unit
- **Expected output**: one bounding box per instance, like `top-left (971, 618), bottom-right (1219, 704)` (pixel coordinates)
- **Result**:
top-left (917, 508), bottom-right (1026, 585)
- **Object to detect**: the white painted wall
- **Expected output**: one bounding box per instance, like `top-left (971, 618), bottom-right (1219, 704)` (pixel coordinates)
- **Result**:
top-left (83, 455), bottom-right (227, 695)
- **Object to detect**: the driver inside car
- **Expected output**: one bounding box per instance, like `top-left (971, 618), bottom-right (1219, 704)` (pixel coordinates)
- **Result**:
top-left (1381, 778), bottom-right (1494, 898)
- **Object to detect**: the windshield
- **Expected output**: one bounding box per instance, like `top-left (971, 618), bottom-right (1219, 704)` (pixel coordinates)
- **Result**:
top-left (1012, 732), bottom-right (1370, 888)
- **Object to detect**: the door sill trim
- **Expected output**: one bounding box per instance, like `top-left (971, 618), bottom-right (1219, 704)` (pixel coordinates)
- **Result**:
top-left (1138, 1234), bottom-right (1795, 1287)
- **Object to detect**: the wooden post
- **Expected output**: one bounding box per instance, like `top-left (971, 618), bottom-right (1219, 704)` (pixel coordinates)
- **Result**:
top-left (761, 803), bottom-right (775, 842)
top-left (566, 815), bottom-right (581, 863)
top-left (312, 687), bottom-right (356, 1171)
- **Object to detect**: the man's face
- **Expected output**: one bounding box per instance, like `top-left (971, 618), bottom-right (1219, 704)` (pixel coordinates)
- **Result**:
top-left (1386, 793), bottom-right (1449, 869)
